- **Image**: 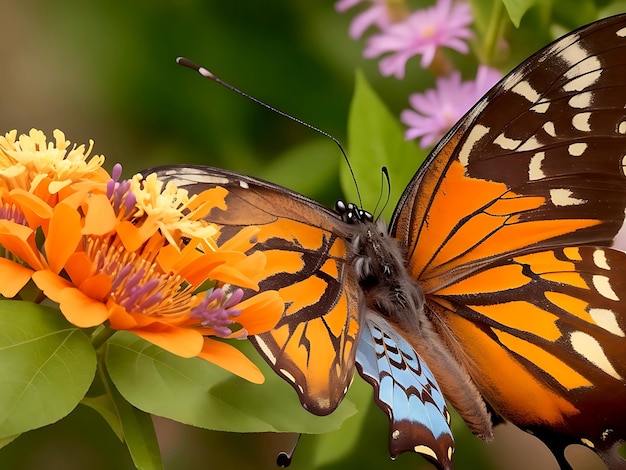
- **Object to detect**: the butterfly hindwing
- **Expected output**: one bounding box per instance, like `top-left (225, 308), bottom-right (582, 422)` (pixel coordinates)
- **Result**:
top-left (389, 15), bottom-right (626, 466)
top-left (147, 165), bottom-right (361, 415)
top-left (356, 312), bottom-right (454, 468)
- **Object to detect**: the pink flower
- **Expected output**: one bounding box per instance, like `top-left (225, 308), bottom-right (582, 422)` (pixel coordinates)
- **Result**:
top-left (364, 0), bottom-right (473, 79)
top-left (401, 66), bottom-right (502, 148)
top-left (335, 0), bottom-right (392, 39)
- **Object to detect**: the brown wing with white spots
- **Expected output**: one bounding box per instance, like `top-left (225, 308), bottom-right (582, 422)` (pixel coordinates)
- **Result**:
top-left (389, 15), bottom-right (626, 468)
top-left (145, 165), bottom-right (362, 416)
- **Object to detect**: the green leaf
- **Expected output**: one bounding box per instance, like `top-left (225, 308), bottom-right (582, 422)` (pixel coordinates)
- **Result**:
top-left (106, 332), bottom-right (356, 434)
top-left (310, 377), bottom-right (374, 467)
top-left (109, 382), bottom-right (163, 470)
top-left (0, 300), bottom-right (96, 439)
top-left (341, 71), bottom-right (426, 222)
top-left (82, 394), bottom-right (124, 441)
top-left (502, 0), bottom-right (538, 27)
top-left (0, 434), bottom-right (19, 451)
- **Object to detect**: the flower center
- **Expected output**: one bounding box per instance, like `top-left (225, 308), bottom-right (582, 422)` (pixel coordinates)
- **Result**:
top-left (86, 238), bottom-right (193, 316)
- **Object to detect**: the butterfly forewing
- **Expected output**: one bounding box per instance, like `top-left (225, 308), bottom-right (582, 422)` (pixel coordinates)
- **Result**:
top-left (147, 165), bottom-right (361, 415)
top-left (390, 15), bottom-right (626, 466)
top-left (393, 14), bottom-right (626, 286)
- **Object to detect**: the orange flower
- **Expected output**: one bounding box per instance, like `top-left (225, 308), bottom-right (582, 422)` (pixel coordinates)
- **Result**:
top-left (32, 168), bottom-right (282, 382)
top-left (0, 130), bottom-right (285, 382)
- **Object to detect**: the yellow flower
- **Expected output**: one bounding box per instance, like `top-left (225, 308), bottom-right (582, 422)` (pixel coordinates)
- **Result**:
top-left (0, 129), bottom-right (109, 206)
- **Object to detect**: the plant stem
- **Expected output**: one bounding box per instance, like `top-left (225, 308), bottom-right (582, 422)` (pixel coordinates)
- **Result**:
top-left (483, 0), bottom-right (505, 66)
top-left (91, 324), bottom-right (117, 350)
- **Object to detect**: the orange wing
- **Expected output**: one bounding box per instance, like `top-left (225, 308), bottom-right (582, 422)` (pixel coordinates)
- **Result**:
top-left (147, 165), bottom-right (361, 415)
top-left (391, 15), bottom-right (626, 465)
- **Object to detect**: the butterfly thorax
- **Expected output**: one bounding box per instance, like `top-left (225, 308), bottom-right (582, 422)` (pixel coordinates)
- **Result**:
top-left (339, 201), bottom-right (495, 441)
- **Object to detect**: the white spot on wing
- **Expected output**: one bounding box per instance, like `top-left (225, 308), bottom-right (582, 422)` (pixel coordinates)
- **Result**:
top-left (589, 308), bottom-right (625, 337)
top-left (255, 337), bottom-right (277, 365)
top-left (568, 142), bottom-right (587, 156)
top-left (570, 331), bottom-right (622, 379)
top-left (494, 134), bottom-right (520, 150)
top-left (581, 438), bottom-right (595, 448)
top-left (543, 122), bottom-right (556, 137)
top-left (511, 81), bottom-right (540, 102)
top-left (531, 100), bottom-right (550, 113)
top-left (518, 137), bottom-right (542, 151)
top-left (550, 188), bottom-right (586, 206)
top-left (458, 124), bottom-right (490, 167)
top-left (593, 249), bottom-right (610, 270)
top-left (617, 26), bottom-right (626, 38)
top-left (569, 92), bottom-right (593, 109)
top-left (239, 180), bottom-right (249, 189)
top-left (593, 275), bottom-right (619, 301)
top-left (563, 56), bottom-right (602, 92)
top-left (529, 152), bottom-right (546, 181)
top-left (618, 120), bottom-right (626, 135)
top-left (560, 43), bottom-right (588, 66)
top-left (414, 445), bottom-right (438, 460)
top-left (572, 112), bottom-right (591, 132)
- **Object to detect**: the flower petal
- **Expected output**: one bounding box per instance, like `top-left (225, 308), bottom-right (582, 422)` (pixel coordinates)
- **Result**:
top-left (132, 323), bottom-right (204, 358)
top-left (58, 286), bottom-right (111, 328)
top-left (198, 338), bottom-right (264, 384)
top-left (45, 203), bottom-right (82, 274)
top-left (32, 269), bottom-right (73, 302)
top-left (236, 290), bottom-right (284, 335)
top-left (0, 258), bottom-right (33, 297)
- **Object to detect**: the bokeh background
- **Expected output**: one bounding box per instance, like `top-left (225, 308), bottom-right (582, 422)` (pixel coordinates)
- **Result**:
top-left (0, 1), bottom-right (623, 469)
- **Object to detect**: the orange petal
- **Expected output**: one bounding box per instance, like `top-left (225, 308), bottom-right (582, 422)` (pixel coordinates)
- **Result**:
top-left (58, 287), bottom-right (111, 328)
top-left (198, 337), bottom-right (264, 384)
top-left (64, 252), bottom-right (94, 286)
top-left (236, 290), bottom-right (284, 335)
top-left (9, 188), bottom-right (53, 229)
top-left (0, 258), bottom-right (33, 297)
top-left (82, 193), bottom-right (117, 235)
top-left (116, 220), bottom-right (158, 252)
top-left (185, 186), bottom-right (228, 217)
top-left (0, 221), bottom-right (44, 270)
top-left (32, 270), bottom-right (73, 302)
top-left (107, 302), bottom-right (139, 330)
top-left (132, 324), bottom-right (203, 358)
top-left (45, 203), bottom-right (82, 274)
top-left (79, 273), bottom-right (112, 301)
top-left (218, 225), bottom-right (260, 252)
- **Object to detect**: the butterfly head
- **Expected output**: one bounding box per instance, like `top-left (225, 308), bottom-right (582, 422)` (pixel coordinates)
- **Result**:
top-left (335, 200), bottom-right (374, 225)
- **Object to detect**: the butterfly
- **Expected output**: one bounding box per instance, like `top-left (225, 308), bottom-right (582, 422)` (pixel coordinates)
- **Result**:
top-left (145, 14), bottom-right (626, 470)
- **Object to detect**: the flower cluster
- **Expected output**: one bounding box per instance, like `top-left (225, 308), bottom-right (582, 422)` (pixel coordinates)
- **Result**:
top-left (0, 129), bottom-right (284, 383)
top-left (336, 0), bottom-right (502, 147)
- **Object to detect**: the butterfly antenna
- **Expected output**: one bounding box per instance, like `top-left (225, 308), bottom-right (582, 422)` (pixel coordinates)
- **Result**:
top-left (176, 57), bottom-right (364, 208)
top-left (373, 166), bottom-right (391, 221)
top-left (276, 433), bottom-right (301, 467)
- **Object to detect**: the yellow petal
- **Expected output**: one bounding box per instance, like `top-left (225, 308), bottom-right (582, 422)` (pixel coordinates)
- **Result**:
top-left (198, 338), bottom-right (264, 384)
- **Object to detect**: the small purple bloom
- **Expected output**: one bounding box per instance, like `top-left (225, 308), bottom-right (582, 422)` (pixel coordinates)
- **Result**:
top-left (400, 65), bottom-right (501, 148)
top-left (335, 0), bottom-right (392, 39)
top-left (190, 288), bottom-right (245, 338)
top-left (364, 0), bottom-right (473, 79)
top-left (106, 163), bottom-right (136, 216)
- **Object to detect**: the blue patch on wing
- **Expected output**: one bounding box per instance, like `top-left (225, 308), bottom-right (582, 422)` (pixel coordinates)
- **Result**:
top-left (356, 312), bottom-right (454, 470)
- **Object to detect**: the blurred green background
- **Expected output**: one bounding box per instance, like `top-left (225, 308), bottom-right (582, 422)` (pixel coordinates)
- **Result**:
top-left (0, 0), bottom-right (622, 469)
